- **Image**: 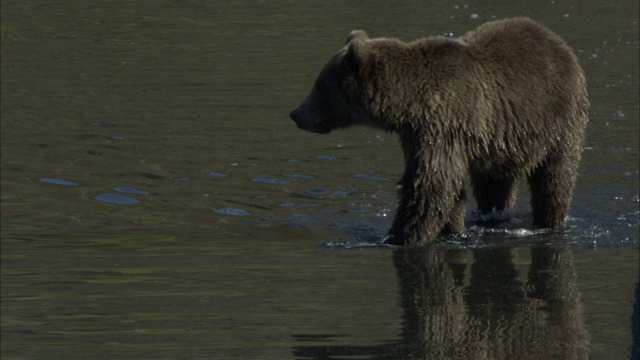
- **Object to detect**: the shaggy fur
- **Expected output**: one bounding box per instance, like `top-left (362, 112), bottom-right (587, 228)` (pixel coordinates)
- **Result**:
top-left (290, 17), bottom-right (589, 245)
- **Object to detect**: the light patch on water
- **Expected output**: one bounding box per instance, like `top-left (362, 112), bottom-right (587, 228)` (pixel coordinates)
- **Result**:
top-left (324, 238), bottom-right (389, 249)
top-left (209, 171), bottom-right (230, 178)
top-left (215, 207), bottom-right (251, 216)
top-left (277, 202), bottom-right (296, 208)
top-left (251, 177), bottom-right (291, 185)
top-left (94, 193), bottom-right (140, 205)
top-left (113, 186), bottom-right (150, 196)
top-left (285, 173), bottom-right (315, 179)
top-left (39, 178), bottom-right (80, 187)
top-left (352, 174), bottom-right (389, 181)
top-left (313, 155), bottom-right (337, 161)
top-left (306, 188), bottom-right (329, 197)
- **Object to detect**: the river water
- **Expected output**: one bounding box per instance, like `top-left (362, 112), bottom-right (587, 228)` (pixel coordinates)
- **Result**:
top-left (1, 1), bottom-right (638, 359)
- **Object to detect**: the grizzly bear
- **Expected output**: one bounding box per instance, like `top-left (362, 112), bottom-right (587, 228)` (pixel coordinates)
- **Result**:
top-left (289, 17), bottom-right (589, 246)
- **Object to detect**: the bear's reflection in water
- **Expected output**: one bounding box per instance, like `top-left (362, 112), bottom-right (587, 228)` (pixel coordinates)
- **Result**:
top-left (293, 246), bottom-right (588, 359)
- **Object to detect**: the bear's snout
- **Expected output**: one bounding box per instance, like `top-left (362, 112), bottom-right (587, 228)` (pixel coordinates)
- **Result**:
top-left (290, 106), bottom-right (327, 133)
top-left (289, 108), bottom-right (306, 129)
top-left (289, 109), bottom-right (299, 123)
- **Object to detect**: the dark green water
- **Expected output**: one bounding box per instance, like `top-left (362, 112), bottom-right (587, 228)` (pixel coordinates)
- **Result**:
top-left (1, 1), bottom-right (638, 359)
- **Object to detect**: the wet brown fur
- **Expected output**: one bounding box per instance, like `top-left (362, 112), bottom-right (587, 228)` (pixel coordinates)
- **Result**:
top-left (290, 17), bottom-right (589, 245)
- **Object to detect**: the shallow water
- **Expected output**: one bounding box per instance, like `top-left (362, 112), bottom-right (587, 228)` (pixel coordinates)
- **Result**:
top-left (1, 1), bottom-right (638, 359)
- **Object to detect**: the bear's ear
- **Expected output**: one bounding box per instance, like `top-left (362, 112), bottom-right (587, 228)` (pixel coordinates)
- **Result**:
top-left (345, 30), bottom-right (369, 69)
top-left (345, 30), bottom-right (368, 44)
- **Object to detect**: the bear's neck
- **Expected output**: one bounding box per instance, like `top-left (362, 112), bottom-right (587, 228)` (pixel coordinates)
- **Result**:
top-left (363, 54), bottom-right (430, 133)
top-left (362, 38), bottom-right (467, 135)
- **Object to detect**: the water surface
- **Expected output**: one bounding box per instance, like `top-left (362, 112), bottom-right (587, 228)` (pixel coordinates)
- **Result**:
top-left (1, 1), bottom-right (638, 359)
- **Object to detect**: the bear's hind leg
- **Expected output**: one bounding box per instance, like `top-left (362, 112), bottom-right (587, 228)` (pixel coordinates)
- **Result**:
top-left (528, 154), bottom-right (579, 229)
top-left (471, 176), bottom-right (517, 215)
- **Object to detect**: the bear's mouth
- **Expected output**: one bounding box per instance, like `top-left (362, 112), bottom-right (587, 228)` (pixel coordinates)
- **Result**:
top-left (289, 110), bottom-right (331, 134)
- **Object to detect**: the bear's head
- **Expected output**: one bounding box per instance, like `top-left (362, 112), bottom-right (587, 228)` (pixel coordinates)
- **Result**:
top-left (290, 30), bottom-right (371, 134)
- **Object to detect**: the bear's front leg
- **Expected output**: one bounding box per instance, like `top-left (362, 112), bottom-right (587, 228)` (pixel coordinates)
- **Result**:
top-left (442, 188), bottom-right (467, 235)
top-left (386, 159), bottom-right (466, 246)
top-left (387, 186), bottom-right (465, 245)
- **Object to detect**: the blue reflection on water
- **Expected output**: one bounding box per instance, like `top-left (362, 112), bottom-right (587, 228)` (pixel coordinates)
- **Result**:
top-left (39, 178), bottom-right (80, 187)
top-left (95, 193), bottom-right (140, 205)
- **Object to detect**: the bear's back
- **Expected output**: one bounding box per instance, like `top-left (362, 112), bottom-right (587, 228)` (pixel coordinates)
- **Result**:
top-left (463, 17), bottom-right (568, 54)
top-left (461, 17), bottom-right (582, 84)
top-left (459, 18), bottom-right (586, 127)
